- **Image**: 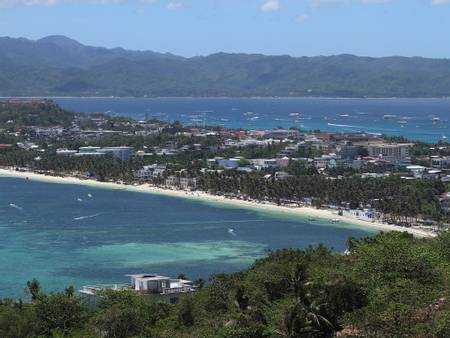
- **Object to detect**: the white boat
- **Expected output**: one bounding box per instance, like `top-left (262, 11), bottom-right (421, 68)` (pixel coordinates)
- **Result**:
top-left (383, 114), bottom-right (396, 119)
top-left (331, 218), bottom-right (340, 223)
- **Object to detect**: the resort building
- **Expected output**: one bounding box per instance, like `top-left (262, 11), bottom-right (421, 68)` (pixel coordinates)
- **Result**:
top-left (367, 143), bottom-right (413, 163)
top-left (75, 146), bottom-right (135, 160)
top-left (343, 208), bottom-right (378, 222)
top-left (80, 274), bottom-right (195, 304)
top-left (135, 164), bottom-right (167, 180)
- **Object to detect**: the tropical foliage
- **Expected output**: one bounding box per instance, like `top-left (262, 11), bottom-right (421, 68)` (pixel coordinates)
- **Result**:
top-left (0, 231), bottom-right (449, 337)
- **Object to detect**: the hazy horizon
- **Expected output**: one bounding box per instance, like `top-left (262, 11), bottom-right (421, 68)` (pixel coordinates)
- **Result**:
top-left (1, 0), bottom-right (450, 58)
top-left (3, 34), bottom-right (450, 60)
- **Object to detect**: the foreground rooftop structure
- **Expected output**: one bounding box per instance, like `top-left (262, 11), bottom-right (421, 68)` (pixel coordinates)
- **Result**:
top-left (80, 273), bottom-right (195, 303)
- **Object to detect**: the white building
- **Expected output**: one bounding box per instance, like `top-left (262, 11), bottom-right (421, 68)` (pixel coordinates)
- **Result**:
top-left (76, 146), bottom-right (135, 160)
top-left (56, 149), bottom-right (78, 156)
top-left (368, 143), bottom-right (413, 163)
top-left (80, 273), bottom-right (195, 304)
top-left (97, 147), bottom-right (135, 161)
top-left (343, 208), bottom-right (377, 222)
top-left (135, 164), bottom-right (166, 180)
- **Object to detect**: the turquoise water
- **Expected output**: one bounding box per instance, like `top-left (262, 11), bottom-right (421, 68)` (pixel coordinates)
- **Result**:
top-left (0, 177), bottom-right (375, 299)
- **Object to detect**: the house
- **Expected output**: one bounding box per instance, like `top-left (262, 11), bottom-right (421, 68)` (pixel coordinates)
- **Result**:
top-left (80, 274), bottom-right (195, 304)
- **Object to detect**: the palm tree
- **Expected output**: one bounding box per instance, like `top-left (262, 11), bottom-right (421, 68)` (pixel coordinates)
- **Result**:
top-left (26, 278), bottom-right (41, 301)
top-left (234, 285), bottom-right (250, 313)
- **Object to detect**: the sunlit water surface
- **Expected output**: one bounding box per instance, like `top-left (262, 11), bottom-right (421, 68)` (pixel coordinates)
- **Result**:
top-left (0, 177), bottom-right (374, 299)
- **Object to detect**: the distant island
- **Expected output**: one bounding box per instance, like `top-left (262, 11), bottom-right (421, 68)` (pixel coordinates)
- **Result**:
top-left (2, 35), bottom-right (450, 98)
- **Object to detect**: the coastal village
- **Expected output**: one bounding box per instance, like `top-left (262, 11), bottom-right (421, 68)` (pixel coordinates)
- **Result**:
top-left (1, 102), bottom-right (450, 337)
top-left (1, 100), bottom-right (449, 234)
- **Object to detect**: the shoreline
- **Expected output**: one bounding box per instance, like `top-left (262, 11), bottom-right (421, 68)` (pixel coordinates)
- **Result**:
top-left (0, 168), bottom-right (436, 238)
top-left (3, 96), bottom-right (450, 100)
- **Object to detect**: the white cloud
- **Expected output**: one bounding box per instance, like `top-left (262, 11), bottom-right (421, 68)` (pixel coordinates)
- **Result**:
top-left (0, 0), bottom-right (152, 7)
top-left (296, 14), bottom-right (309, 24)
top-left (310, 0), bottom-right (450, 7)
top-left (261, 0), bottom-right (280, 12)
top-left (360, 0), bottom-right (391, 3)
top-left (0, 0), bottom-right (59, 5)
top-left (431, 0), bottom-right (450, 5)
top-left (167, 1), bottom-right (182, 10)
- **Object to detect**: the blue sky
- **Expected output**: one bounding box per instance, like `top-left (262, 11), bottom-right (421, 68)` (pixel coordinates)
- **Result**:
top-left (1, 0), bottom-right (450, 58)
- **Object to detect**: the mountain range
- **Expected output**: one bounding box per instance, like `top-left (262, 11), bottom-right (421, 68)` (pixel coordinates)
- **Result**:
top-left (1, 35), bottom-right (450, 98)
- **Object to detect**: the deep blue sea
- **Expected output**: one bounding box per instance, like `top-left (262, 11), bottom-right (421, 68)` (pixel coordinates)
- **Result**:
top-left (0, 176), bottom-right (374, 299)
top-left (55, 97), bottom-right (450, 142)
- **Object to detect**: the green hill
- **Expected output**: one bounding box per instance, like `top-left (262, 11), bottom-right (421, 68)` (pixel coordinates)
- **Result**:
top-left (1, 36), bottom-right (450, 97)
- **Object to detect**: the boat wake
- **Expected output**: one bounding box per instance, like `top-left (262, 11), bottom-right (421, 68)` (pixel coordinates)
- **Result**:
top-left (9, 203), bottom-right (23, 211)
top-left (73, 213), bottom-right (102, 221)
top-left (228, 228), bottom-right (237, 237)
top-left (327, 123), bottom-right (360, 128)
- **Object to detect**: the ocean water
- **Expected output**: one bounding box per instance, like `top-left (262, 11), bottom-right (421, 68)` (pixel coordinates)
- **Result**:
top-left (55, 97), bottom-right (450, 142)
top-left (0, 176), bottom-right (374, 299)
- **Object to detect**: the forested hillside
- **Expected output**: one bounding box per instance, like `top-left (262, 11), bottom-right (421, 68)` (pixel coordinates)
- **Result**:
top-left (0, 232), bottom-right (449, 337)
top-left (2, 36), bottom-right (450, 97)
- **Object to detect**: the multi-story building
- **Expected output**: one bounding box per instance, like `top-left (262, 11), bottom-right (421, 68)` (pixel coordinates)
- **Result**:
top-left (430, 156), bottom-right (450, 169)
top-left (367, 143), bottom-right (413, 163)
top-left (76, 146), bottom-right (135, 160)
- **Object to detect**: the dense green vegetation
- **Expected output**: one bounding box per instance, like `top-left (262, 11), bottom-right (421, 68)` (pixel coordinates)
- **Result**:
top-left (0, 232), bottom-right (449, 337)
top-left (0, 100), bottom-right (74, 130)
top-left (1, 146), bottom-right (447, 223)
top-left (3, 36), bottom-right (450, 97)
top-left (198, 171), bottom-right (448, 223)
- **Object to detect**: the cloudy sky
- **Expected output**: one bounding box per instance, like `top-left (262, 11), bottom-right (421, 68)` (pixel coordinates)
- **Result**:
top-left (1, 0), bottom-right (450, 58)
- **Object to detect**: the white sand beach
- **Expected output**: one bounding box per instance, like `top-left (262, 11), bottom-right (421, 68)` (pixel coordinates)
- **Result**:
top-left (0, 168), bottom-right (437, 238)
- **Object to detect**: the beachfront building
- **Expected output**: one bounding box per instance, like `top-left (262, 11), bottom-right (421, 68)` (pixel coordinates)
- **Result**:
top-left (135, 164), bottom-right (167, 181)
top-left (343, 208), bottom-right (378, 222)
top-left (180, 177), bottom-right (197, 190)
top-left (80, 274), bottom-right (195, 304)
